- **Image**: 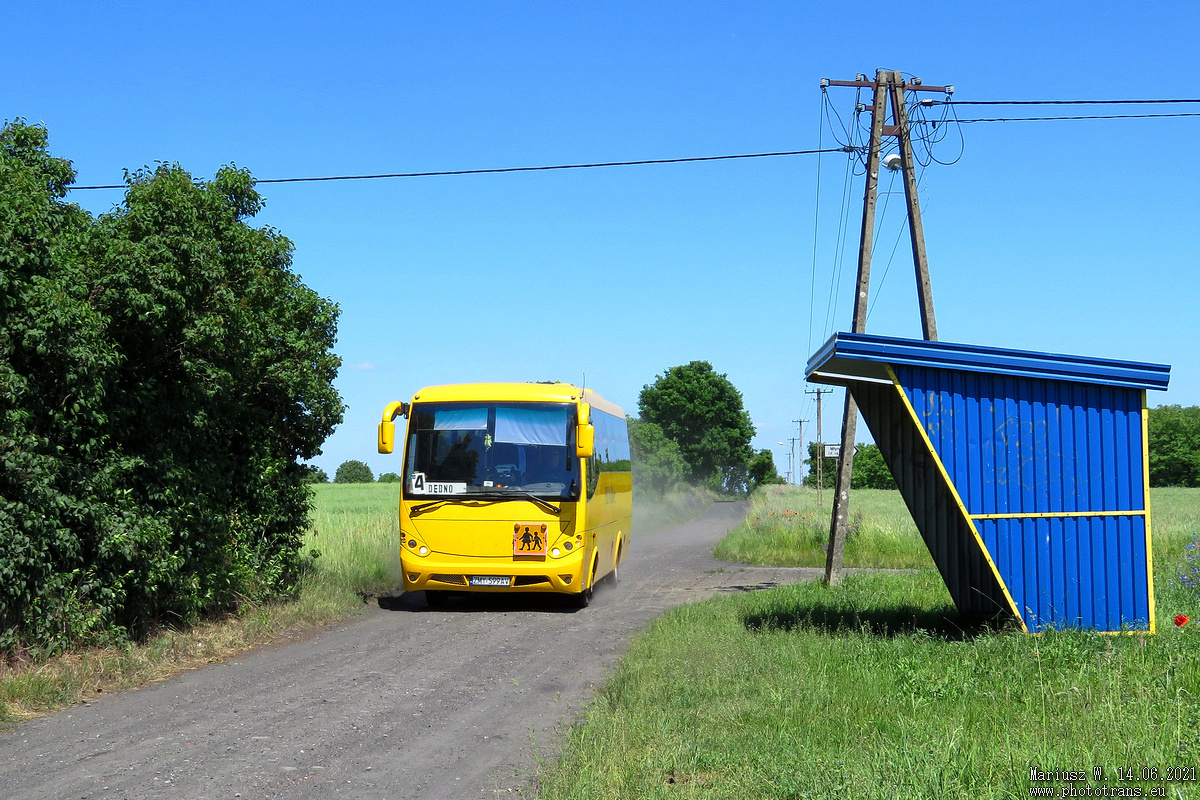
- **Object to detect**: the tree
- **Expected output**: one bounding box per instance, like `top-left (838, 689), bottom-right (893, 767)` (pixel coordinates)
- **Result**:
top-left (802, 442), bottom-right (836, 489)
top-left (334, 460), bottom-right (375, 484)
top-left (638, 361), bottom-right (755, 491)
top-left (302, 466), bottom-right (330, 484)
top-left (850, 444), bottom-right (896, 490)
top-left (1148, 405), bottom-right (1200, 487)
top-left (628, 418), bottom-right (688, 494)
top-left (802, 442), bottom-right (895, 489)
top-left (377, 472), bottom-right (401, 483)
top-left (83, 159), bottom-right (344, 623)
top-left (748, 449), bottom-right (785, 489)
top-left (0, 120), bottom-right (344, 655)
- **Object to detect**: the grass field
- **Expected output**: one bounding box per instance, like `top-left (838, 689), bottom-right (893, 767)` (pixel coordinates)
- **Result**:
top-left (714, 485), bottom-right (933, 569)
top-left (537, 487), bottom-right (1200, 799)
top-left (303, 482), bottom-right (405, 597)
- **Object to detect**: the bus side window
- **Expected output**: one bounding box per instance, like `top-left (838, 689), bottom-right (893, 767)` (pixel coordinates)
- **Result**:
top-left (586, 412), bottom-right (603, 498)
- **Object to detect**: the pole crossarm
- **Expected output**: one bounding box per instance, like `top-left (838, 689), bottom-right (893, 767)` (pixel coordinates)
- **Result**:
top-left (823, 77), bottom-right (953, 94)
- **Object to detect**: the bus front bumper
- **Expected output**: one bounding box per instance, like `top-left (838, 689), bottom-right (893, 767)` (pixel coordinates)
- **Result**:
top-left (401, 549), bottom-right (587, 595)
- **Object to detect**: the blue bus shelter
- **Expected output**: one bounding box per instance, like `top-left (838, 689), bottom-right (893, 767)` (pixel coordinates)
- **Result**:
top-left (806, 332), bottom-right (1171, 633)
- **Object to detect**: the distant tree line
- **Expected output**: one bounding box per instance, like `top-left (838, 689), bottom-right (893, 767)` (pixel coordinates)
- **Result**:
top-left (631, 361), bottom-right (783, 496)
top-left (1149, 405), bottom-right (1200, 487)
top-left (302, 461), bottom-right (399, 484)
top-left (0, 121), bottom-right (343, 657)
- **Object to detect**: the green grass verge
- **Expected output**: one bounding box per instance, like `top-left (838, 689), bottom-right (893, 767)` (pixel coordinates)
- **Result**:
top-left (538, 571), bottom-right (1200, 800)
top-left (714, 485), bottom-right (934, 569)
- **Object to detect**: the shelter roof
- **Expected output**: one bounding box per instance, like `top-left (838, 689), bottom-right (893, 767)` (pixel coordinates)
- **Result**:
top-left (805, 332), bottom-right (1170, 391)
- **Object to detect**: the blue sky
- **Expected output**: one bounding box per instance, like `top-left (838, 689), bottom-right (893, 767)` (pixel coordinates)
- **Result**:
top-left (6, 2), bottom-right (1198, 479)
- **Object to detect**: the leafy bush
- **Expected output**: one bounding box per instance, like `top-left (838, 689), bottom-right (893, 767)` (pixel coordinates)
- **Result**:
top-left (0, 120), bottom-right (343, 657)
top-left (334, 460), bottom-right (374, 484)
top-left (850, 444), bottom-right (896, 490)
top-left (377, 472), bottom-right (401, 483)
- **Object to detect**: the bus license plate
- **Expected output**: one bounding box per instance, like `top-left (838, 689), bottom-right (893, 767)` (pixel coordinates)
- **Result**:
top-left (469, 576), bottom-right (511, 587)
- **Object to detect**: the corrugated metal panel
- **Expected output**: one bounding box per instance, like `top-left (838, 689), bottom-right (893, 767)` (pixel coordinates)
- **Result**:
top-left (976, 516), bottom-right (1150, 631)
top-left (853, 380), bottom-right (1012, 618)
top-left (807, 334), bottom-right (1166, 633)
top-left (894, 364), bottom-right (1152, 632)
top-left (897, 366), bottom-right (1146, 516)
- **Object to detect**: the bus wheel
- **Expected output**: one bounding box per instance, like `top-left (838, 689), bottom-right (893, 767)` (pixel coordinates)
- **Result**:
top-left (575, 562), bottom-right (596, 608)
top-left (426, 590), bottom-right (449, 608)
top-left (608, 543), bottom-right (622, 586)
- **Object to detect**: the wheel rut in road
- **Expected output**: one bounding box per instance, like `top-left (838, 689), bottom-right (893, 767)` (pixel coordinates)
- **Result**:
top-left (2, 501), bottom-right (821, 799)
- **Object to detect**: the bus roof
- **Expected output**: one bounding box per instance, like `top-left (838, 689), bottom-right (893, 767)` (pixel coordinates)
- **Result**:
top-left (409, 383), bottom-right (625, 418)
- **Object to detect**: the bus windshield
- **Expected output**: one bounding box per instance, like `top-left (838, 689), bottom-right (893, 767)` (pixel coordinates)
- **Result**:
top-left (404, 402), bottom-right (579, 500)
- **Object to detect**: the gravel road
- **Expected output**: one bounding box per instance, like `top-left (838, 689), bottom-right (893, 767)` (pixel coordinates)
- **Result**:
top-left (3, 501), bottom-right (822, 800)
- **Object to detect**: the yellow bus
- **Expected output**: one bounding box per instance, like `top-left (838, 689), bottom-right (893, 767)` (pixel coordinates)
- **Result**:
top-left (377, 383), bottom-right (632, 607)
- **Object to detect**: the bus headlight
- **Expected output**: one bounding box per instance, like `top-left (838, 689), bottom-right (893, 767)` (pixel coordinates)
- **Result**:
top-left (551, 548), bottom-right (561, 558)
top-left (402, 530), bottom-right (431, 557)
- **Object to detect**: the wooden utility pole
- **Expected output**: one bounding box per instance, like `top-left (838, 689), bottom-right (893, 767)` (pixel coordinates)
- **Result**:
top-left (792, 418), bottom-right (804, 486)
top-left (820, 69), bottom-right (949, 585)
top-left (888, 76), bottom-right (938, 340)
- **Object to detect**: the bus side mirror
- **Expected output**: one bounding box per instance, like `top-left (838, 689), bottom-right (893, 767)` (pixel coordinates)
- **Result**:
top-left (575, 403), bottom-right (594, 458)
top-left (576, 424), bottom-right (595, 459)
top-left (378, 422), bottom-right (395, 454)
top-left (378, 401), bottom-right (409, 454)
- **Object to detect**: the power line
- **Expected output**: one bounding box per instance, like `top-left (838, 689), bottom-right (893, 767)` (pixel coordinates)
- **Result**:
top-left (931, 98), bottom-right (1200, 106)
top-left (919, 112), bottom-right (1200, 124)
top-left (68, 147), bottom-right (852, 191)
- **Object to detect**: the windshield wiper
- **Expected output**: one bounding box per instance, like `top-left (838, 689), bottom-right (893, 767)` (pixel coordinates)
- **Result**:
top-left (411, 499), bottom-right (451, 514)
top-left (512, 492), bottom-right (562, 515)
top-left (480, 490), bottom-right (562, 515)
